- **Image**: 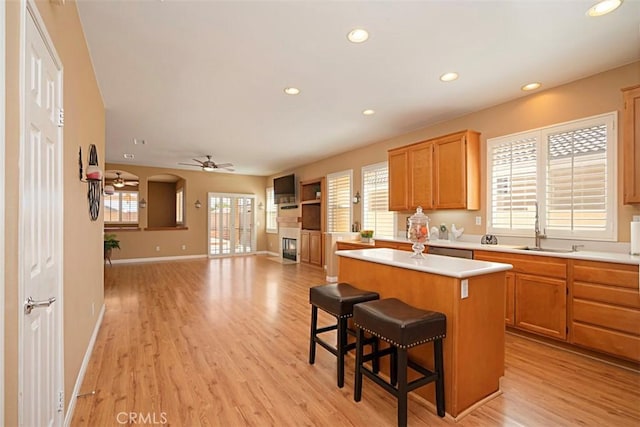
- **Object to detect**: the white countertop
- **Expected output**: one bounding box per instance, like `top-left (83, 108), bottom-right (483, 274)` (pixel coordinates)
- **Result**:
top-left (373, 236), bottom-right (640, 266)
top-left (336, 248), bottom-right (513, 279)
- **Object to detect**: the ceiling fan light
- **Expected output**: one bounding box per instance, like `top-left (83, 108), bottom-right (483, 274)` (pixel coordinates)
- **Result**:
top-left (203, 166), bottom-right (215, 172)
top-left (113, 181), bottom-right (126, 188)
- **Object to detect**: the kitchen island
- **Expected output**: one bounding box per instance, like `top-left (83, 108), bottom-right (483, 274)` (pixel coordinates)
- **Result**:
top-left (336, 248), bottom-right (513, 419)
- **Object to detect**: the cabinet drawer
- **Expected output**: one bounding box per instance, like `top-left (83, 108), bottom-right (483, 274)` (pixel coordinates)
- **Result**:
top-left (475, 251), bottom-right (567, 279)
top-left (573, 281), bottom-right (640, 309)
top-left (572, 322), bottom-right (640, 362)
top-left (573, 299), bottom-right (640, 335)
top-left (573, 260), bottom-right (639, 289)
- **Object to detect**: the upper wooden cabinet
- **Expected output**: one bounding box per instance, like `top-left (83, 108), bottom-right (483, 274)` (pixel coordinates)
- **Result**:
top-left (622, 85), bottom-right (640, 204)
top-left (388, 130), bottom-right (480, 211)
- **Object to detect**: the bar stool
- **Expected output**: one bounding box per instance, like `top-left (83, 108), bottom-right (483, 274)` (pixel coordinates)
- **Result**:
top-left (353, 298), bottom-right (446, 427)
top-left (309, 283), bottom-right (380, 388)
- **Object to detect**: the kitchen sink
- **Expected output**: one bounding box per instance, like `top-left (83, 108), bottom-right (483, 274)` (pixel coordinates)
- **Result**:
top-left (518, 247), bottom-right (574, 253)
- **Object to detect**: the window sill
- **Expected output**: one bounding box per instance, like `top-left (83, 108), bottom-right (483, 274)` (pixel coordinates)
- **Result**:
top-left (144, 226), bottom-right (189, 231)
top-left (104, 226), bottom-right (141, 232)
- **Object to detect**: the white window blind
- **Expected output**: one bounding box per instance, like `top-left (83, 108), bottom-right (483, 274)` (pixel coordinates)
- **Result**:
top-left (327, 170), bottom-right (352, 232)
top-left (176, 188), bottom-right (184, 224)
top-left (104, 191), bottom-right (139, 224)
top-left (266, 187), bottom-right (277, 233)
top-left (488, 133), bottom-right (538, 232)
top-left (362, 162), bottom-right (395, 238)
top-left (487, 112), bottom-right (616, 240)
top-left (545, 123), bottom-right (610, 237)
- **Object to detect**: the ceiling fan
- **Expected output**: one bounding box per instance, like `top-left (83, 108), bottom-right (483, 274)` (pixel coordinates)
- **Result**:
top-left (112, 172), bottom-right (139, 188)
top-left (178, 155), bottom-right (234, 172)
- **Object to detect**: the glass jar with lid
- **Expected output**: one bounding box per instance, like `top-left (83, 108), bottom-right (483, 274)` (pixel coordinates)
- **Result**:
top-left (407, 206), bottom-right (429, 258)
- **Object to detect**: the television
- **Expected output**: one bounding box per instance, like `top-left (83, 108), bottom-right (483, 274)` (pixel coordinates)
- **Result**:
top-left (273, 174), bottom-right (296, 203)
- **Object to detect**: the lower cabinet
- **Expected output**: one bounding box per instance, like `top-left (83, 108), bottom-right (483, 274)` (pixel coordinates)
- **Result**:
top-left (474, 251), bottom-right (567, 340)
top-left (300, 230), bottom-right (322, 266)
top-left (515, 273), bottom-right (566, 340)
top-left (570, 259), bottom-right (640, 362)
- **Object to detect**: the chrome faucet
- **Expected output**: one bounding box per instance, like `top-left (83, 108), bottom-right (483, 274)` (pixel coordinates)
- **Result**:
top-left (534, 201), bottom-right (546, 249)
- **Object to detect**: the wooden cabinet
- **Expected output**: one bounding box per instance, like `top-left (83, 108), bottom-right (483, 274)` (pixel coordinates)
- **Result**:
top-left (388, 148), bottom-right (409, 210)
top-left (622, 85), bottom-right (640, 204)
top-left (300, 178), bottom-right (325, 267)
top-left (475, 251), bottom-right (567, 340)
top-left (300, 230), bottom-right (322, 266)
top-left (570, 260), bottom-right (640, 362)
top-left (388, 130), bottom-right (480, 211)
top-left (336, 241), bottom-right (374, 250)
top-left (374, 240), bottom-right (416, 252)
top-left (505, 272), bottom-right (515, 326)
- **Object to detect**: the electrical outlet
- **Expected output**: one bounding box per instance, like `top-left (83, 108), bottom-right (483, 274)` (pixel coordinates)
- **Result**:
top-left (461, 279), bottom-right (469, 299)
top-left (155, 246), bottom-right (160, 252)
top-left (181, 245), bottom-right (186, 250)
top-left (91, 302), bottom-right (95, 316)
top-left (475, 216), bottom-right (482, 226)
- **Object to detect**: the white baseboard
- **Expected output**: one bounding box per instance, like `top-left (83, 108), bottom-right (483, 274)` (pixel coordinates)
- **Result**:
top-left (266, 251), bottom-right (280, 257)
top-left (64, 303), bottom-right (105, 427)
top-left (111, 254), bottom-right (207, 264)
top-left (326, 275), bottom-right (338, 283)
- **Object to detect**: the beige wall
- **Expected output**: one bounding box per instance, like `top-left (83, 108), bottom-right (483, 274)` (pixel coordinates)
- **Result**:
top-left (5, 0), bottom-right (106, 424)
top-left (105, 163), bottom-right (269, 260)
top-left (148, 181), bottom-right (177, 227)
top-left (271, 62), bottom-right (640, 256)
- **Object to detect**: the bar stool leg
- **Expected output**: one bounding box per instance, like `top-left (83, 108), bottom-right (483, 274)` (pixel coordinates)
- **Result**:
top-left (309, 305), bottom-right (318, 364)
top-left (337, 317), bottom-right (347, 388)
top-left (397, 347), bottom-right (408, 427)
top-left (371, 338), bottom-right (379, 374)
top-left (390, 346), bottom-right (398, 386)
top-left (434, 338), bottom-right (446, 417)
top-left (354, 327), bottom-right (364, 402)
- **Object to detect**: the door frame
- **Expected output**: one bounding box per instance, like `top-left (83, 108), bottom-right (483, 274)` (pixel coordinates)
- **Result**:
top-left (0, 0), bottom-right (6, 421)
top-left (207, 192), bottom-right (257, 257)
top-left (18, 0), bottom-right (65, 424)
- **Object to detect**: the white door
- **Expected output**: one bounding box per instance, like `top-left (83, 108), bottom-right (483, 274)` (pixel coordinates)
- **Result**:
top-left (20, 4), bottom-right (64, 426)
top-left (208, 193), bottom-right (256, 256)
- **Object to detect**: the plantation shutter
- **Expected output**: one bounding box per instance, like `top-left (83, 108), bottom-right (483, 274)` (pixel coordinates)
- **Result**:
top-left (488, 134), bottom-right (538, 232)
top-left (545, 123), bottom-right (608, 233)
top-left (266, 187), bottom-right (277, 233)
top-left (362, 162), bottom-right (395, 237)
top-left (326, 170), bottom-right (352, 232)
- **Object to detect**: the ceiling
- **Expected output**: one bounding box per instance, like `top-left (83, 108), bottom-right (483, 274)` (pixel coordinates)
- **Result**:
top-left (76, 0), bottom-right (640, 176)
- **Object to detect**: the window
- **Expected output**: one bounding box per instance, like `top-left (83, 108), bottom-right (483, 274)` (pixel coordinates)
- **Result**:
top-left (176, 188), bottom-right (184, 225)
top-left (362, 162), bottom-right (395, 237)
top-left (487, 112), bottom-right (616, 240)
top-left (326, 170), bottom-right (352, 232)
top-left (266, 186), bottom-right (277, 233)
top-left (104, 191), bottom-right (139, 224)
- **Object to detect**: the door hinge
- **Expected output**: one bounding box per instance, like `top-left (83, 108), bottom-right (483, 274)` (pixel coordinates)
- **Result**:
top-left (57, 390), bottom-right (64, 412)
top-left (57, 108), bottom-right (64, 127)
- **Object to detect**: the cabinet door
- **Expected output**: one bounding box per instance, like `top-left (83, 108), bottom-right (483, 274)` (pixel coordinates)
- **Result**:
top-left (515, 273), bottom-right (567, 340)
top-left (505, 272), bottom-right (515, 326)
top-left (433, 134), bottom-right (467, 209)
top-left (309, 232), bottom-right (322, 266)
top-left (300, 231), bottom-right (310, 263)
top-left (409, 142), bottom-right (433, 209)
top-left (388, 149), bottom-right (409, 210)
top-left (623, 85), bottom-right (640, 204)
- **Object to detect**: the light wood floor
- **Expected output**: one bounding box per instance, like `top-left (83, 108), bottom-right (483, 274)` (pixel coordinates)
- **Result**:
top-left (72, 255), bottom-right (640, 426)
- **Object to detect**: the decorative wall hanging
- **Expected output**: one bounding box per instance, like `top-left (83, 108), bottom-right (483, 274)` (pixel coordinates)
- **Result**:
top-left (86, 144), bottom-right (102, 221)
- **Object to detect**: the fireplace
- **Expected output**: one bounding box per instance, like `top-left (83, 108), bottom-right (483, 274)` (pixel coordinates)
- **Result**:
top-left (282, 238), bottom-right (297, 261)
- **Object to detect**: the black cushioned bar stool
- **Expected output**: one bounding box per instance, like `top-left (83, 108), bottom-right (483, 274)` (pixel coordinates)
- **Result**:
top-left (309, 283), bottom-right (380, 388)
top-left (353, 298), bottom-right (446, 427)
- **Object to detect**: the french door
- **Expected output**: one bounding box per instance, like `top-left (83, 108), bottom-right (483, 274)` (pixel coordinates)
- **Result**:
top-left (208, 193), bottom-right (256, 256)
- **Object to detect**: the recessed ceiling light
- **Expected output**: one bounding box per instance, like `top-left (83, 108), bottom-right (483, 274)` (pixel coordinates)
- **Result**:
top-left (440, 72), bottom-right (459, 82)
top-left (284, 87), bottom-right (300, 95)
top-left (123, 153), bottom-right (135, 160)
top-left (347, 28), bottom-right (369, 43)
top-left (362, 109), bottom-right (375, 116)
top-left (521, 82), bottom-right (542, 91)
top-left (586, 0), bottom-right (623, 16)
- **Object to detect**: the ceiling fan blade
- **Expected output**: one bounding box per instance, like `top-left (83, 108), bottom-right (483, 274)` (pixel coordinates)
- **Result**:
top-left (124, 181), bottom-right (138, 186)
top-left (178, 162), bottom-right (202, 167)
top-left (192, 158), bottom-right (205, 165)
top-left (215, 163), bottom-right (233, 168)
